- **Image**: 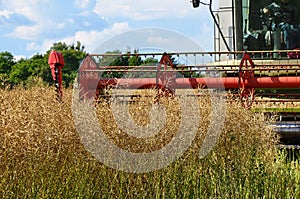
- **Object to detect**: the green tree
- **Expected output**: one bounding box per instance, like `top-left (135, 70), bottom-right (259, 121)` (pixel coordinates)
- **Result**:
top-left (97, 50), bottom-right (130, 78)
top-left (28, 54), bottom-right (51, 84)
top-left (0, 51), bottom-right (15, 74)
top-left (142, 57), bottom-right (159, 65)
top-left (8, 54), bottom-right (51, 87)
top-left (0, 51), bottom-right (16, 88)
top-left (128, 50), bottom-right (143, 66)
top-left (97, 50), bottom-right (122, 66)
top-left (48, 41), bottom-right (87, 87)
top-left (0, 41), bottom-right (87, 88)
top-left (110, 54), bottom-right (129, 66)
top-left (9, 59), bottom-right (31, 85)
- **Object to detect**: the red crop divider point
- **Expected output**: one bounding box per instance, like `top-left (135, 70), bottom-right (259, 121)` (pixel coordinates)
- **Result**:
top-left (155, 53), bottom-right (176, 101)
top-left (239, 52), bottom-right (255, 109)
top-left (48, 50), bottom-right (65, 101)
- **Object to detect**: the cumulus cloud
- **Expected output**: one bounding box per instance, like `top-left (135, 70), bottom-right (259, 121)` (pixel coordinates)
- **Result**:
top-left (0, 10), bottom-right (12, 19)
top-left (13, 55), bottom-right (26, 61)
top-left (89, 28), bottom-right (205, 54)
top-left (147, 36), bottom-right (176, 46)
top-left (1, 0), bottom-right (106, 40)
top-left (10, 25), bottom-right (43, 40)
top-left (26, 41), bottom-right (41, 51)
top-left (75, 0), bottom-right (95, 9)
top-left (0, 0), bottom-right (216, 57)
top-left (61, 22), bottom-right (131, 53)
top-left (0, 9), bottom-right (31, 26)
top-left (93, 0), bottom-right (206, 20)
top-left (31, 22), bottom-right (131, 54)
top-left (3, 0), bottom-right (47, 23)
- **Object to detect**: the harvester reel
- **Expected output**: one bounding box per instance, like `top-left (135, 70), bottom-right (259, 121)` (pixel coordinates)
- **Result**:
top-left (78, 51), bottom-right (300, 110)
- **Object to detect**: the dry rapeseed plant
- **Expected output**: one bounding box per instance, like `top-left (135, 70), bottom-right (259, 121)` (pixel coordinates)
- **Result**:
top-left (0, 86), bottom-right (85, 165)
top-left (1, 86), bottom-right (298, 199)
top-left (0, 86), bottom-right (278, 169)
top-left (94, 88), bottom-right (278, 162)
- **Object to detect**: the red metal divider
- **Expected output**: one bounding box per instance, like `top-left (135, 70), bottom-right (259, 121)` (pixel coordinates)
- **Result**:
top-left (48, 50), bottom-right (65, 101)
top-left (77, 51), bottom-right (300, 107)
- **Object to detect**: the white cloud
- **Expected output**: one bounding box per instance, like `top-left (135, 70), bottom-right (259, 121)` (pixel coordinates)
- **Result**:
top-left (30, 22), bottom-right (130, 55)
top-left (10, 24), bottom-right (43, 40)
top-left (94, 0), bottom-right (206, 20)
top-left (75, 0), bottom-right (92, 9)
top-left (0, 10), bottom-right (13, 19)
top-left (0, 10), bottom-right (12, 24)
top-left (89, 28), bottom-right (205, 54)
top-left (201, 22), bottom-right (212, 35)
top-left (26, 42), bottom-right (40, 51)
top-left (62, 22), bottom-right (131, 53)
top-left (13, 55), bottom-right (26, 61)
top-left (147, 36), bottom-right (176, 45)
top-left (4, 0), bottom-right (48, 23)
top-left (1, 0), bottom-right (54, 40)
top-left (75, 0), bottom-right (97, 16)
top-left (0, 0), bottom-right (217, 58)
top-left (2, 0), bottom-right (106, 40)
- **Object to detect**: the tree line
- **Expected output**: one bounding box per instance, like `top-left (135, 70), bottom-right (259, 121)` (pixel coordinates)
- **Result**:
top-left (0, 43), bottom-right (162, 89)
top-left (0, 41), bottom-right (87, 89)
top-left (0, 42), bottom-right (200, 89)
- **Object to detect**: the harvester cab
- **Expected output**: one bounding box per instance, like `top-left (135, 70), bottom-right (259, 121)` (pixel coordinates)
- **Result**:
top-left (194, 0), bottom-right (300, 55)
top-left (191, 0), bottom-right (300, 146)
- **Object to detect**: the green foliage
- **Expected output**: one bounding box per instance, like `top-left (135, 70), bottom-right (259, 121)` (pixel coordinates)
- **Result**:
top-left (128, 50), bottom-right (143, 66)
top-left (0, 51), bottom-right (15, 73)
top-left (0, 52), bottom-right (15, 88)
top-left (0, 41), bottom-right (87, 88)
top-left (0, 44), bottom-right (205, 88)
top-left (48, 41), bottom-right (87, 87)
top-left (9, 59), bottom-right (31, 85)
top-left (98, 50), bottom-right (144, 78)
top-left (97, 50), bottom-right (122, 66)
top-left (142, 57), bottom-right (159, 65)
top-left (8, 54), bottom-right (51, 87)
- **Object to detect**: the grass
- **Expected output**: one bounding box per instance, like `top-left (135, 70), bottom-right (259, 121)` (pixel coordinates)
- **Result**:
top-left (0, 86), bottom-right (299, 198)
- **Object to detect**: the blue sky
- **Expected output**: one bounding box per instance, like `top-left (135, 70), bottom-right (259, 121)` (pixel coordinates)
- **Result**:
top-left (0, 0), bottom-right (217, 59)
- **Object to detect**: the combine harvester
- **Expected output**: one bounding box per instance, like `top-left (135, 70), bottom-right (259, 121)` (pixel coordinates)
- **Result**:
top-left (74, 0), bottom-right (300, 147)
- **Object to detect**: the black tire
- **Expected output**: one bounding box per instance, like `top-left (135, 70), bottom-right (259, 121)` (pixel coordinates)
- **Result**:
top-left (192, 0), bottom-right (200, 8)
